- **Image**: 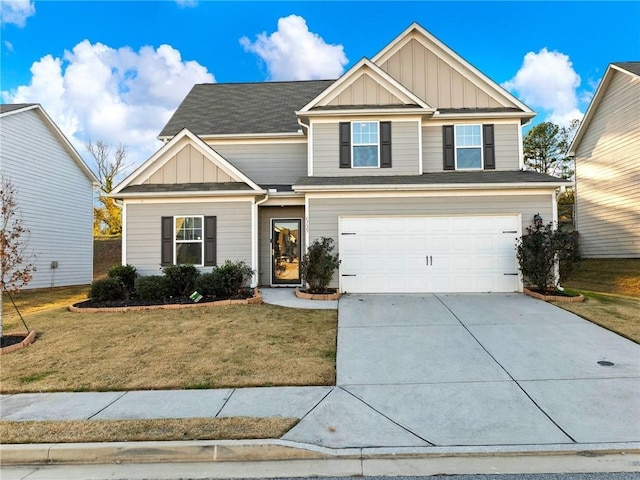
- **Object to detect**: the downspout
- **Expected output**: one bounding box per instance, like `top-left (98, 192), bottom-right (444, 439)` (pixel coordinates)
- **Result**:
top-left (252, 193), bottom-right (270, 288)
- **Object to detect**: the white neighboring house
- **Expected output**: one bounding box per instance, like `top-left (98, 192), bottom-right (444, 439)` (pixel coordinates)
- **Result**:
top-left (568, 62), bottom-right (640, 258)
top-left (0, 103), bottom-right (98, 289)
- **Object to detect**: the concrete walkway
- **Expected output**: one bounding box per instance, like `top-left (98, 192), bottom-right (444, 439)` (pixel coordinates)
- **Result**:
top-left (259, 287), bottom-right (338, 309)
top-left (1, 292), bottom-right (639, 462)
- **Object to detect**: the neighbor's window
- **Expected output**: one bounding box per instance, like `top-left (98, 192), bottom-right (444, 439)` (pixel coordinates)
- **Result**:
top-left (455, 124), bottom-right (483, 169)
top-left (175, 216), bottom-right (203, 265)
top-left (352, 121), bottom-right (379, 167)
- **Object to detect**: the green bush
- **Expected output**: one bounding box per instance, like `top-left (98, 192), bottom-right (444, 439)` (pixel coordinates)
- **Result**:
top-left (209, 260), bottom-right (254, 298)
top-left (107, 264), bottom-right (137, 300)
top-left (516, 220), bottom-right (580, 292)
top-left (135, 275), bottom-right (170, 301)
top-left (162, 264), bottom-right (200, 297)
top-left (193, 272), bottom-right (218, 297)
top-left (89, 277), bottom-right (124, 302)
top-left (300, 237), bottom-right (341, 293)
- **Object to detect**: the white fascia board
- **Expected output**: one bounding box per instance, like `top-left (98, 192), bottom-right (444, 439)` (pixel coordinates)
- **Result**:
top-left (4, 104), bottom-right (99, 184)
top-left (372, 23), bottom-right (535, 114)
top-left (300, 107), bottom-right (433, 118)
top-left (433, 111), bottom-right (535, 122)
top-left (294, 182), bottom-right (570, 193)
top-left (299, 58), bottom-right (432, 112)
top-left (113, 190), bottom-right (264, 199)
top-left (119, 195), bottom-right (260, 204)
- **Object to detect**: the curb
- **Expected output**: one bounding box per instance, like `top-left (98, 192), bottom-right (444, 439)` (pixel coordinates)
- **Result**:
top-left (1, 439), bottom-right (638, 466)
top-left (523, 288), bottom-right (585, 303)
top-left (294, 287), bottom-right (340, 301)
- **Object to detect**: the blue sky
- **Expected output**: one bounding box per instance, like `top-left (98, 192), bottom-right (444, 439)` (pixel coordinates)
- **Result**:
top-left (1, 1), bottom-right (639, 169)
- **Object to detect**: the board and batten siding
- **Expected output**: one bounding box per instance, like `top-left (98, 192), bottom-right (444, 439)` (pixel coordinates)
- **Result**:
top-left (0, 109), bottom-right (94, 288)
top-left (378, 37), bottom-right (504, 109)
top-left (307, 194), bottom-right (553, 288)
top-left (312, 121), bottom-right (419, 176)
top-left (258, 206), bottom-right (304, 286)
top-left (125, 201), bottom-right (252, 276)
top-left (209, 143), bottom-right (307, 185)
top-left (143, 144), bottom-right (233, 185)
top-left (575, 70), bottom-right (640, 258)
top-left (422, 123), bottom-right (520, 172)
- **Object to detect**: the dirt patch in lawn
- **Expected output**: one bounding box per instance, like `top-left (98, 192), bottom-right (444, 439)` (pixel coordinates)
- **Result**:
top-left (554, 292), bottom-right (640, 344)
top-left (0, 302), bottom-right (337, 393)
top-left (0, 417), bottom-right (296, 444)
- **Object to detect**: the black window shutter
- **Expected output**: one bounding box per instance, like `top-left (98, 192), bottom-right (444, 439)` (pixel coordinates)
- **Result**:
top-left (443, 125), bottom-right (455, 170)
top-left (483, 124), bottom-right (496, 170)
top-left (380, 121), bottom-right (392, 168)
top-left (161, 216), bottom-right (173, 266)
top-left (204, 216), bottom-right (217, 266)
top-left (339, 122), bottom-right (351, 168)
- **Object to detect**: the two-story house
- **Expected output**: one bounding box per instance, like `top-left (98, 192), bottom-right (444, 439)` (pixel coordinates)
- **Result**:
top-left (112, 23), bottom-right (569, 293)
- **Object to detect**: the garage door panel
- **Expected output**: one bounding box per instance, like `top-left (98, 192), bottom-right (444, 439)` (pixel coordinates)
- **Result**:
top-left (339, 215), bottom-right (520, 293)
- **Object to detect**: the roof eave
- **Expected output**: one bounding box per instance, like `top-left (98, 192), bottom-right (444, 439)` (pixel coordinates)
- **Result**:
top-left (112, 190), bottom-right (265, 199)
top-left (434, 111), bottom-right (535, 122)
top-left (294, 181), bottom-right (570, 193)
top-left (298, 107), bottom-right (434, 118)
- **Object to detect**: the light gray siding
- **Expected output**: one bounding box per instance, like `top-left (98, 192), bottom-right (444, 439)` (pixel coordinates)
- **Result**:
top-left (258, 206), bottom-right (304, 285)
top-left (209, 143), bottom-right (307, 185)
top-left (312, 121), bottom-right (419, 176)
top-left (125, 201), bottom-right (252, 276)
top-left (575, 70), bottom-right (640, 258)
top-left (0, 109), bottom-right (94, 289)
top-left (308, 194), bottom-right (553, 287)
top-left (422, 123), bottom-right (520, 173)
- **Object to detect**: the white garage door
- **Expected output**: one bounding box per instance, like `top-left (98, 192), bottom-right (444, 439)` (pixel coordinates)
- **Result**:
top-left (339, 215), bottom-right (521, 293)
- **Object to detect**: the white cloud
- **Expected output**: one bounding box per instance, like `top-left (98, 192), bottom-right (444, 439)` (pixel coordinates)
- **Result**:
top-left (2, 40), bottom-right (214, 170)
top-left (240, 15), bottom-right (348, 81)
top-left (503, 48), bottom-right (584, 126)
top-left (0, 0), bottom-right (35, 27)
top-left (175, 0), bottom-right (197, 8)
top-left (4, 40), bottom-right (15, 52)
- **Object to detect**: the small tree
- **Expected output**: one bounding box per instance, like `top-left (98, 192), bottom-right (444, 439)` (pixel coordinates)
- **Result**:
top-left (1, 174), bottom-right (37, 336)
top-left (523, 120), bottom-right (579, 179)
top-left (299, 237), bottom-right (341, 293)
top-left (516, 218), bottom-right (580, 293)
top-left (86, 140), bottom-right (130, 235)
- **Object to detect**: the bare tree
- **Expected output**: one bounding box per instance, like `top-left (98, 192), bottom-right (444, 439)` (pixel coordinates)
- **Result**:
top-left (86, 140), bottom-right (130, 235)
top-left (1, 174), bottom-right (36, 337)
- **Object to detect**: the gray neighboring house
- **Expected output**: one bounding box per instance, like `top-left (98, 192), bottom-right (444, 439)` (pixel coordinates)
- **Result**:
top-left (113, 23), bottom-right (570, 293)
top-left (568, 62), bottom-right (640, 258)
top-left (0, 103), bottom-right (97, 289)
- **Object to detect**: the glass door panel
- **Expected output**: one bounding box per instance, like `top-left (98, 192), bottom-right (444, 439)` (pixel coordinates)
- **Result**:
top-left (272, 219), bottom-right (301, 285)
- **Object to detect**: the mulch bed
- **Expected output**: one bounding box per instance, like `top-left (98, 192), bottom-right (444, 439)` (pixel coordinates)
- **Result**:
top-left (1, 334), bottom-right (27, 349)
top-left (73, 290), bottom-right (255, 309)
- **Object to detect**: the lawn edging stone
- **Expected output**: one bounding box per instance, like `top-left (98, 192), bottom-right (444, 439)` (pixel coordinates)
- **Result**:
top-left (523, 287), bottom-right (585, 303)
top-left (68, 288), bottom-right (262, 313)
top-left (294, 287), bottom-right (340, 301)
top-left (0, 330), bottom-right (37, 356)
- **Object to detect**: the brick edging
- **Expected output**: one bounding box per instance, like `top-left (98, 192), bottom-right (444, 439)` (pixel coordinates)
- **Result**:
top-left (0, 330), bottom-right (37, 355)
top-left (523, 288), bottom-right (585, 303)
top-left (294, 287), bottom-right (340, 301)
top-left (68, 288), bottom-right (262, 313)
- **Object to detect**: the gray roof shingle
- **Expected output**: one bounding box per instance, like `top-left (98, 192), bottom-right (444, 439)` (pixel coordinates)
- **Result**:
top-left (613, 62), bottom-right (640, 76)
top-left (160, 80), bottom-right (335, 137)
top-left (294, 170), bottom-right (569, 188)
top-left (119, 182), bottom-right (254, 194)
top-left (0, 103), bottom-right (36, 114)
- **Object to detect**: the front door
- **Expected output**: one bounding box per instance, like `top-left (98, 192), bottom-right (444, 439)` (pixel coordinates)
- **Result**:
top-left (271, 219), bottom-right (301, 285)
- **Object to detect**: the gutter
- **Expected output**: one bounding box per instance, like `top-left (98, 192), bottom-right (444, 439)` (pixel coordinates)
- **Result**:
top-left (294, 182), bottom-right (572, 193)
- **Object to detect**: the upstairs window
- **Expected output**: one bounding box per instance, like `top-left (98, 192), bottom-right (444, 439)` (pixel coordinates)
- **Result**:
top-left (352, 121), bottom-right (379, 167)
top-left (455, 124), bottom-right (482, 169)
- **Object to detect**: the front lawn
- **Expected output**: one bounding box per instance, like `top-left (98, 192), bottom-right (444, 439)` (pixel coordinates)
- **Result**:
top-left (1, 287), bottom-right (337, 393)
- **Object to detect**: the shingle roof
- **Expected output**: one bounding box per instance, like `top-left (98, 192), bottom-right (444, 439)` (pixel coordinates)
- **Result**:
top-left (119, 182), bottom-right (254, 194)
top-left (0, 103), bottom-right (36, 114)
top-left (613, 62), bottom-right (640, 76)
top-left (159, 80), bottom-right (335, 137)
top-left (294, 170), bottom-right (569, 188)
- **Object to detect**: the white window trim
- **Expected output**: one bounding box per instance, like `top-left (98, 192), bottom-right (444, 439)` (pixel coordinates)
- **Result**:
top-left (454, 124), bottom-right (483, 171)
top-left (352, 120), bottom-right (380, 168)
top-left (173, 215), bottom-right (205, 266)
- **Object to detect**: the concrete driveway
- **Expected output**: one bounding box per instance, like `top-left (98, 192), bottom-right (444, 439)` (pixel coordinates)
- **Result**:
top-left (284, 293), bottom-right (640, 448)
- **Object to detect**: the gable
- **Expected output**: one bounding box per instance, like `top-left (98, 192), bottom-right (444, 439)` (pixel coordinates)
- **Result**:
top-left (326, 70), bottom-right (407, 107)
top-left (142, 144), bottom-right (234, 185)
top-left (374, 26), bottom-right (531, 112)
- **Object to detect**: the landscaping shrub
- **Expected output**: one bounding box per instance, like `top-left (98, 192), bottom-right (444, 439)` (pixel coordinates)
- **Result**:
top-left (194, 272), bottom-right (217, 297)
top-left (107, 264), bottom-right (137, 300)
top-left (516, 220), bottom-right (580, 293)
top-left (300, 237), bottom-right (341, 294)
top-left (208, 260), bottom-right (254, 298)
top-left (557, 230), bottom-right (581, 280)
top-left (89, 277), bottom-right (124, 302)
top-left (135, 275), bottom-right (170, 301)
top-left (162, 264), bottom-right (200, 297)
